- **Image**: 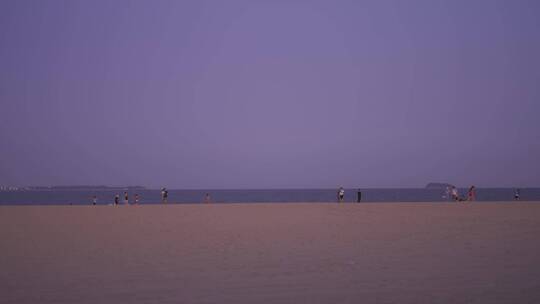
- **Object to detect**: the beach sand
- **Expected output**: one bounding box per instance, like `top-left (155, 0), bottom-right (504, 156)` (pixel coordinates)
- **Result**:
top-left (1, 202), bottom-right (540, 303)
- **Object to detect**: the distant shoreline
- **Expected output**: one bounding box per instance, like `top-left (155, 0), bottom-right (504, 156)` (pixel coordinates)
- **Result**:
top-left (0, 186), bottom-right (147, 192)
top-left (1, 201), bottom-right (539, 207)
top-left (1, 188), bottom-right (539, 204)
top-left (1, 186), bottom-right (538, 192)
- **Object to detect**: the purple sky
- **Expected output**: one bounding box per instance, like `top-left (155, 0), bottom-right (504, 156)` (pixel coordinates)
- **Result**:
top-left (1, 0), bottom-right (539, 189)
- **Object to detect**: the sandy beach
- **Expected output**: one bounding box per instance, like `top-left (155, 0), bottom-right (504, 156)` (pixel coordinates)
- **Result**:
top-left (1, 202), bottom-right (540, 303)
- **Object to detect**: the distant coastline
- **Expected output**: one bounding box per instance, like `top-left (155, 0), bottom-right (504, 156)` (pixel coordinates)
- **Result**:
top-left (0, 186), bottom-right (146, 192)
top-left (425, 183), bottom-right (454, 189)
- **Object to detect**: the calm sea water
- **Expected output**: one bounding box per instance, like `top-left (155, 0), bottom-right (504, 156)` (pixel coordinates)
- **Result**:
top-left (0, 188), bottom-right (539, 205)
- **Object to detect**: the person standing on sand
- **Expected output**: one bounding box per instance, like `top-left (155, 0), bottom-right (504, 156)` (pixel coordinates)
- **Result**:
top-left (134, 194), bottom-right (140, 205)
top-left (92, 195), bottom-right (97, 205)
top-left (514, 189), bottom-right (520, 201)
top-left (468, 186), bottom-right (476, 201)
top-left (357, 189), bottom-right (362, 203)
top-left (444, 186), bottom-right (450, 201)
top-left (204, 193), bottom-right (211, 204)
top-left (451, 186), bottom-right (459, 202)
top-left (161, 188), bottom-right (168, 204)
top-left (124, 192), bottom-right (129, 205)
top-left (338, 187), bottom-right (345, 203)
top-left (114, 194), bottom-right (119, 205)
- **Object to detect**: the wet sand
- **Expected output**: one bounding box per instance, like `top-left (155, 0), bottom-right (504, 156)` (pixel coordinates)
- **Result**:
top-left (1, 202), bottom-right (540, 304)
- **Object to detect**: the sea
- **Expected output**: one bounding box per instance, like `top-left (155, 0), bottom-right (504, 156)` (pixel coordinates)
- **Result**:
top-left (0, 188), bottom-right (539, 205)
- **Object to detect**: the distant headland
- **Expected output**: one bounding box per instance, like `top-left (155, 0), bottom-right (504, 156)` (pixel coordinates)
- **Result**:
top-left (425, 183), bottom-right (454, 189)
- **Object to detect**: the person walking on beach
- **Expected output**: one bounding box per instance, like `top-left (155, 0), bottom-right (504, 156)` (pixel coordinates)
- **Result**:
top-left (161, 188), bottom-right (168, 204)
top-left (124, 192), bottom-right (129, 205)
top-left (514, 189), bottom-right (520, 201)
top-left (468, 186), bottom-right (476, 202)
top-left (114, 194), bottom-right (119, 205)
top-left (357, 189), bottom-right (362, 203)
top-left (92, 195), bottom-right (97, 205)
top-left (338, 187), bottom-right (345, 203)
top-left (134, 194), bottom-right (140, 205)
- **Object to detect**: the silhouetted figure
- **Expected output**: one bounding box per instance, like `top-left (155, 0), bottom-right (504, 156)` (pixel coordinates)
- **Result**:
top-left (357, 189), bottom-right (362, 203)
top-left (114, 194), bottom-right (119, 205)
top-left (124, 192), bottom-right (129, 205)
top-left (161, 188), bottom-right (168, 204)
top-left (468, 186), bottom-right (476, 201)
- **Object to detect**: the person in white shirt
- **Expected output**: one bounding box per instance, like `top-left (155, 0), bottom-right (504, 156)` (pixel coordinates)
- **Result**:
top-left (338, 187), bottom-right (345, 203)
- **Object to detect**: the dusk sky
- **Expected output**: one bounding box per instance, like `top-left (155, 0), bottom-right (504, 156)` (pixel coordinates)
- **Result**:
top-left (1, 0), bottom-right (539, 189)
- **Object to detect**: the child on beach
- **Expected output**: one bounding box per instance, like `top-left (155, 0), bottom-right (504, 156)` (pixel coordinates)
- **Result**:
top-left (114, 194), bottom-right (119, 205)
top-left (92, 195), bottom-right (97, 205)
top-left (204, 193), bottom-right (211, 204)
top-left (514, 189), bottom-right (520, 201)
top-left (135, 194), bottom-right (139, 205)
top-left (124, 192), bottom-right (129, 205)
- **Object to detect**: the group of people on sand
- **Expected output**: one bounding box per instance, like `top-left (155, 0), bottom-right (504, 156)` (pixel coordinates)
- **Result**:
top-left (445, 185), bottom-right (477, 202)
top-left (118, 192), bottom-right (139, 205)
top-left (161, 188), bottom-right (211, 204)
top-left (88, 187), bottom-right (524, 205)
top-left (445, 186), bottom-right (522, 202)
top-left (336, 187), bottom-right (363, 203)
top-left (91, 192), bottom-right (140, 205)
top-left (91, 188), bottom-right (213, 205)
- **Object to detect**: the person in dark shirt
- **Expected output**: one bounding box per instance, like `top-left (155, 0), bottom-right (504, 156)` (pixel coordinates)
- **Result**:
top-left (161, 188), bottom-right (168, 204)
top-left (467, 186), bottom-right (476, 201)
top-left (114, 194), bottom-right (119, 205)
